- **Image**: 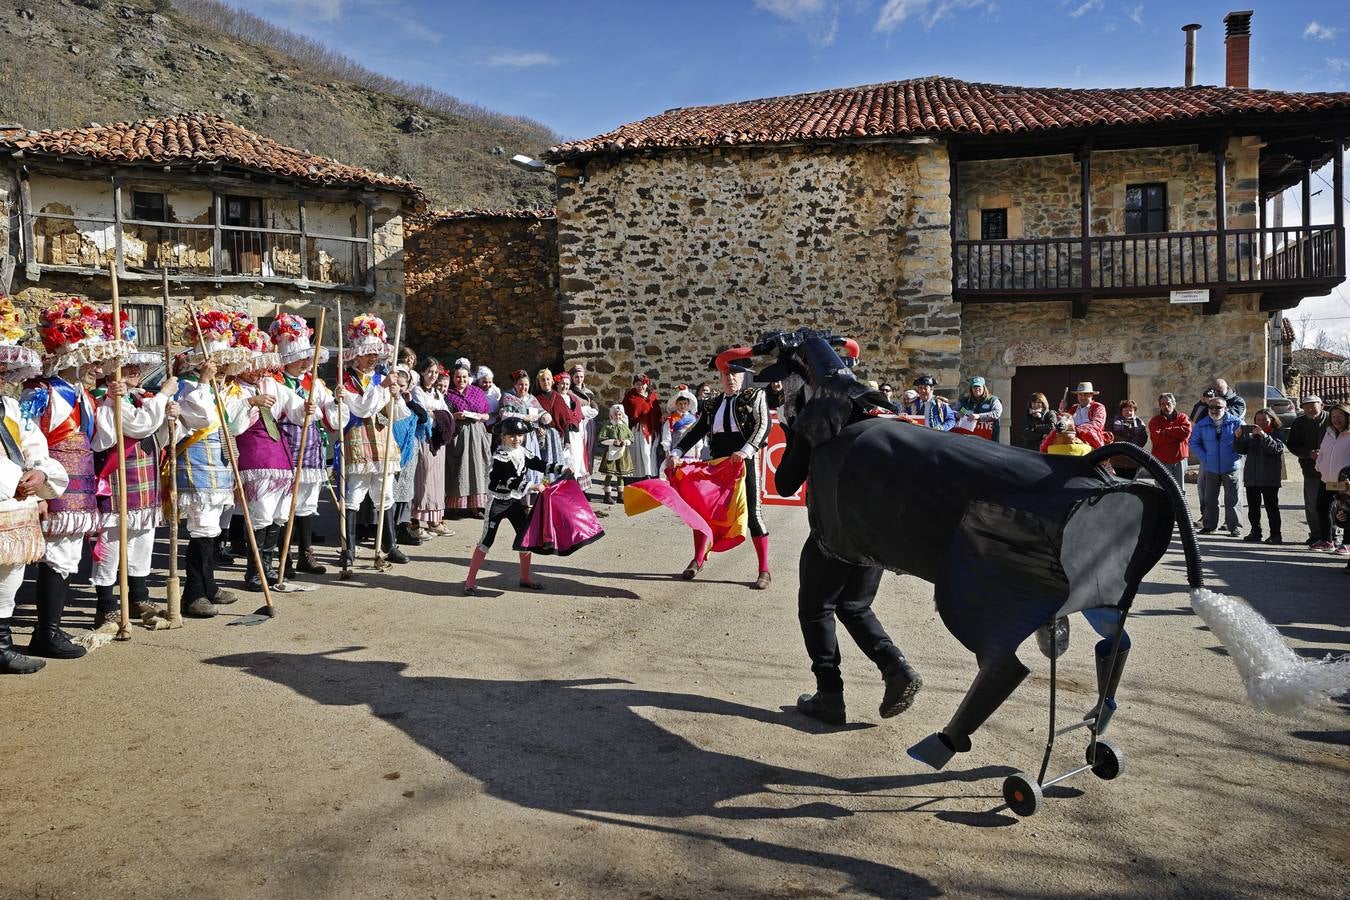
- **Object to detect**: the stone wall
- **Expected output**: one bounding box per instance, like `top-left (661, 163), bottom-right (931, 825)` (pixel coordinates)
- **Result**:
top-left (403, 211), bottom-right (561, 379)
top-left (555, 141), bottom-right (956, 404)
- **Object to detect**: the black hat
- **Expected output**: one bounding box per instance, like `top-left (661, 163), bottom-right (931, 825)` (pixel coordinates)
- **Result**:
top-left (1202, 389), bottom-right (1217, 398)
top-left (500, 417), bottom-right (531, 437)
top-left (913, 375), bottom-right (937, 387)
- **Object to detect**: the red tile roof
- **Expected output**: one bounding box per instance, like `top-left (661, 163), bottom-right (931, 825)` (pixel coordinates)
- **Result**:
top-left (0, 114), bottom-right (424, 199)
top-left (548, 76), bottom-right (1350, 160)
top-left (1281, 317), bottom-right (1296, 345)
top-left (1299, 375), bottom-right (1350, 404)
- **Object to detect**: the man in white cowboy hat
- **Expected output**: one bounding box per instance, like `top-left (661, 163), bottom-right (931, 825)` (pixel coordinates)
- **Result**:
top-left (270, 313), bottom-right (334, 575)
top-left (23, 298), bottom-right (131, 658)
top-left (1061, 381), bottom-right (1107, 441)
top-left (0, 294), bottom-right (69, 675)
top-left (331, 314), bottom-right (410, 567)
top-left (88, 308), bottom-right (180, 631)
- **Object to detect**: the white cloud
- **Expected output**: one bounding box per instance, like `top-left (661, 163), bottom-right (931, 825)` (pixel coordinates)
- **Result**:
top-left (1329, 57), bottom-right (1350, 72)
top-left (1068, 0), bottom-right (1103, 18)
top-left (1305, 21), bottom-right (1338, 41)
top-left (875, 0), bottom-right (992, 33)
top-left (488, 51), bottom-right (562, 68)
top-left (1128, 4), bottom-right (1143, 26)
top-left (756, 0), bottom-right (827, 17)
top-left (755, 0), bottom-right (841, 46)
top-left (253, 0), bottom-right (346, 23)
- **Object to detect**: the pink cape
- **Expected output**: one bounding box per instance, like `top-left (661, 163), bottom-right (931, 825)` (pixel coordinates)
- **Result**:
top-left (515, 478), bottom-right (605, 556)
top-left (623, 457), bottom-right (748, 553)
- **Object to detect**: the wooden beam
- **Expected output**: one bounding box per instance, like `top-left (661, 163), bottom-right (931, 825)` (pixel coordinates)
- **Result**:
top-left (1301, 158), bottom-right (1313, 277)
top-left (1072, 293), bottom-right (1089, 319)
top-left (18, 173), bottom-right (38, 281)
top-left (1204, 286), bottom-right (1226, 315)
top-left (298, 198), bottom-right (308, 284)
top-left (112, 176), bottom-right (124, 275)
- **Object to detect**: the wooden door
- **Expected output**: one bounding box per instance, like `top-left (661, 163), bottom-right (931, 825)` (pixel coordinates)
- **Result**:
top-left (1011, 362), bottom-right (1127, 439)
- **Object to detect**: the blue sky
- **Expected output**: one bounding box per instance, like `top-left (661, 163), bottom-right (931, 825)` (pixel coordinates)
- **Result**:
top-left (231, 0), bottom-right (1350, 340)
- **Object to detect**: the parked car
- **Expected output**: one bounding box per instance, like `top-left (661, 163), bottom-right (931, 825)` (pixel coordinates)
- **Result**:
top-left (1267, 385), bottom-right (1297, 430)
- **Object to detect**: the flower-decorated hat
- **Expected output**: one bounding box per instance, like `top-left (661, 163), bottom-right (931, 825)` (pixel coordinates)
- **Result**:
top-left (269, 312), bottom-right (330, 366)
top-left (0, 293), bottom-right (41, 382)
top-left (347, 314), bottom-right (391, 360)
top-left (39, 296), bottom-right (131, 376)
top-left (98, 305), bottom-right (160, 369)
top-left (226, 314), bottom-right (281, 376)
top-left (181, 308), bottom-right (251, 373)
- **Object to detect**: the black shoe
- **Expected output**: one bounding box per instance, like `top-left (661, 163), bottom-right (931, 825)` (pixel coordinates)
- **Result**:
top-left (879, 657), bottom-right (924, 718)
top-left (397, 524), bottom-right (423, 546)
top-left (27, 625), bottom-right (87, 660)
top-left (1198, 527), bottom-right (1217, 535)
top-left (1, 622), bottom-right (46, 675)
top-left (1264, 534), bottom-right (1283, 545)
top-left (796, 691), bottom-right (846, 726)
top-left (385, 546), bottom-right (409, 564)
top-left (1242, 531), bottom-right (1263, 543)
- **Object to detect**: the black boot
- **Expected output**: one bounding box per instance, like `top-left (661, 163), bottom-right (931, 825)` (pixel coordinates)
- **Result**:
top-left (908, 655), bottom-right (1029, 770)
top-left (185, 537), bottom-right (208, 602)
top-left (93, 584), bottom-right (119, 630)
top-left (1, 619), bottom-right (45, 674)
top-left (382, 508), bottom-right (408, 564)
top-left (28, 565), bottom-right (86, 660)
top-left (1242, 529), bottom-right (1263, 543)
top-left (397, 522), bottom-right (423, 546)
top-left (245, 528), bottom-right (270, 592)
top-left (276, 524), bottom-right (297, 580)
top-left (796, 690), bottom-right (846, 726)
top-left (228, 515), bottom-right (247, 557)
top-left (338, 515), bottom-right (357, 568)
top-left (879, 654), bottom-right (924, 718)
top-left (214, 532), bottom-right (235, 566)
top-left (1088, 640), bottom-right (1131, 735)
top-left (296, 516), bottom-right (327, 575)
top-left (264, 525), bottom-right (281, 585)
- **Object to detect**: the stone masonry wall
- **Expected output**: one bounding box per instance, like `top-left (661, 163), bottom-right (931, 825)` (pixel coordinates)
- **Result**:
top-left (556, 141), bottom-right (955, 404)
top-left (403, 212), bottom-right (561, 378)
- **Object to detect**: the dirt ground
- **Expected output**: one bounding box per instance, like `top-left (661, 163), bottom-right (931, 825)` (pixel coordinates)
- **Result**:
top-left (2, 480), bottom-right (1347, 899)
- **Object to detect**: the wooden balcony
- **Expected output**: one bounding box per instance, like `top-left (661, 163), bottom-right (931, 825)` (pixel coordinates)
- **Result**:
top-left (954, 225), bottom-right (1344, 315)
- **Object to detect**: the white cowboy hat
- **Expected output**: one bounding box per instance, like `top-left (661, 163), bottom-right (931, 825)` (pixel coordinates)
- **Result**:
top-left (1073, 382), bottom-right (1099, 395)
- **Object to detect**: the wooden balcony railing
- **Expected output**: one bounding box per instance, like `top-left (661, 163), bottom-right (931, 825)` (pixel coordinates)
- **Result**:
top-left (955, 224), bottom-right (1343, 297)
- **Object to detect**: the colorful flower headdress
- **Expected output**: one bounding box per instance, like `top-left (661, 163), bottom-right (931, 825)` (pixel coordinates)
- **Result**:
top-left (180, 308), bottom-right (249, 373)
top-left (347, 314), bottom-right (390, 359)
top-left (269, 312), bottom-right (328, 365)
top-left (227, 314), bottom-right (281, 376)
top-left (39, 297), bottom-right (131, 376)
top-left (0, 293), bottom-right (41, 382)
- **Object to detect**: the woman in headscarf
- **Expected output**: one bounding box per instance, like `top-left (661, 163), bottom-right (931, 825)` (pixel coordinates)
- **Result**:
top-left (499, 369), bottom-right (551, 497)
top-left (536, 370), bottom-right (589, 491)
top-left (622, 373), bottom-right (663, 479)
top-left (391, 365), bottom-right (430, 545)
top-left (531, 368), bottom-right (568, 472)
top-left (412, 357), bottom-right (452, 537)
top-left (474, 365), bottom-right (502, 428)
top-left (444, 364), bottom-right (492, 517)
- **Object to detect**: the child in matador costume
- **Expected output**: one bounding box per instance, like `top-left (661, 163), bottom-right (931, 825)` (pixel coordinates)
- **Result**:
top-left (270, 313), bottom-right (333, 575)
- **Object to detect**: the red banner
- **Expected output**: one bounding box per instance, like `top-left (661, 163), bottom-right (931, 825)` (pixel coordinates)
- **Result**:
top-left (759, 413), bottom-right (807, 507)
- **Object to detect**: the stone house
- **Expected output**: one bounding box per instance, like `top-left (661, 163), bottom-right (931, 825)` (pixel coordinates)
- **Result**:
top-left (1290, 347), bottom-right (1347, 376)
top-left (544, 15), bottom-right (1350, 436)
top-left (0, 113), bottom-right (423, 356)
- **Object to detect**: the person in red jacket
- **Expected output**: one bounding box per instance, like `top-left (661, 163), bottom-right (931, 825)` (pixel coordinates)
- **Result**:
top-left (1148, 392), bottom-right (1193, 488)
top-left (621, 374), bottom-right (663, 480)
top-left (1059, 381), bottom-right (1106, 446)
top-left (535, 371), bottom-right (586, 487)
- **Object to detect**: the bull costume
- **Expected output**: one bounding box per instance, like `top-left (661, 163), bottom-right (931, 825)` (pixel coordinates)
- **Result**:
top-left (173, 310), bottom-right (251, 617)
top-left (271, 314), bottom-right (332, 575)
top-left (0, 298), bottom-right (68, 676)
top-left (332, 315), bottom-right (409, 566)
top-left (90, 312), bottom-right (175, 630)
top-left (23, 298), bottom-right (131, 658)
top-left (671, 355), bottom-right (772, 589)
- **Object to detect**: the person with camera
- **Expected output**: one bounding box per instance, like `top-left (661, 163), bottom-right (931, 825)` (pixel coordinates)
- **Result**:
top-left (1233, 408), bottom-right (1286, 544)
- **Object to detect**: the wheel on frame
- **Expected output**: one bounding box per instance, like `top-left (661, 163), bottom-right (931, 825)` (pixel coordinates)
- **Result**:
top-left (1002, 772), bottom-right (1043, 817)
top-left (1086, 739), bottom-right (1124, 780)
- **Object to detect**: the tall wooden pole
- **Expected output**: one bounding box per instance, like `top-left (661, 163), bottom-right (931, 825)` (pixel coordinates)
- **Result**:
top-left (161, 269), bottom-right (181, 626)
top-left (335, 300), bottom-right (350, 579)
top-left (275, 308), bottom-right (326, 587)
top-left (109, 262), bottom-right (131, 641)
top-left (185, 301), bottom-right (273, 613)
top-left (370, 314), bottom-right (404, 569)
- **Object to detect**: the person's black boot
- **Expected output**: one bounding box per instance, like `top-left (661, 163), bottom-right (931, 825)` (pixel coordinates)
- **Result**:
top-left (28, 565), bottom-right (86, 660)
top-left (228, 515), bottom-right (246, 557)
top-left (397, 522), bottom-right (423, 546)
top-left (796, 691), bottom-right (846, 726)
top-left (1, 619), bottom-right (45, 675)
top-left (338, 516), bottom-right (358, 568)
top-left (381, 508), bottom-right (408, 564)
top-left (93, 584), bottom-right (119, 631)
top-left (1087, 641), bottom-right (1131, 735)
top-left (296, 516), bottom-right (327, 574)
top-left (184, 537), bottom-right (208, 602)
top-left (1242, 529), bottom-right (1263, 543)
top-left (879, 654), bottom-right (924, 718)
top-left (245, 528), bottom-right (269, 592)
top-left (263, 525), bottom-right (282, 585)
top-left (214, 532), bottom-right (235, 566)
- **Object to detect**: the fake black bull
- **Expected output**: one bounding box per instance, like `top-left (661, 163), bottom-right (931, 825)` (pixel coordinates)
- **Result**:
top-left (745, 329), bottom-right (1200, 771)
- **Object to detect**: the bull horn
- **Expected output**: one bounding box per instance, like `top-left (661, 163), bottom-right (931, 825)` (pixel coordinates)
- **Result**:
top-left (838, 338), bottom-right (860, 359)
top-left (713, 346), bottom-right (755, 373)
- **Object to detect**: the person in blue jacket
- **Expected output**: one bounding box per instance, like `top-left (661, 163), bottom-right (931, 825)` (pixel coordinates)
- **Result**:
top-left (1189, 395), bottom-right (1244, 535)
top-left (902, 375), bottom-right (956, 431)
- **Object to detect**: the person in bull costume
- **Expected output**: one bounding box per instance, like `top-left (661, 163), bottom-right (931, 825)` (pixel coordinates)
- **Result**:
top-left (270, 314), bottom-right (332, 575)
top-left (0, 295), bottom-right (68, 675)
top-left (89, 309), bottom-right (178, 630)
top-left (670, 352), bottom-right (773, 589)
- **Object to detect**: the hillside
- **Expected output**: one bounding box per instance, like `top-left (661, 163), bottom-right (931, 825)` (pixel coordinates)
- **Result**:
top-left (0, 0), bottom-right (559, 209)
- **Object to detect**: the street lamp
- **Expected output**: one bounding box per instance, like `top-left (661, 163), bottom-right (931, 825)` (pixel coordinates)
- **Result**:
top-left (510, 154), bottom-right (549, 174)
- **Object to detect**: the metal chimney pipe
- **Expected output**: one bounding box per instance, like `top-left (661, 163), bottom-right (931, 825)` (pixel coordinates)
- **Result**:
top-left (1183, 23), bottom-right (1201, 87)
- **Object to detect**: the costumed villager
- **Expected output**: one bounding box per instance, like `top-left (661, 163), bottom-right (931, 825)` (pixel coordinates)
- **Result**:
top-left (499, 370), bottom-right (551, 499)
top-left (172, 311), bottom-right (250, 616)
top-left (901, 375), bottom-right (955, 430)
top-left (622, 374), bottom-right (662, 479)
top-left (332, 314), bottom-right (409, 565)
top-left (445, 364), bottom-right (492, 516)
top-left (0, 296), bottom-right (68, 676)
top-left (530, 368), bottom-right (568, 472)
top-left (596, 403), bottom-right (633, 503)
top-left (271, 313), bottom-right (333, 574)
top-left (754, 329), bottom-right (1350, 806)
top-left (568, 361), bottom-right (600, 476)
top-left (463, 416), bottom-right (570, 595)
top-left (391, 365), bottom-right (430, 545)
top-left (24, 298), bottom-right (132, 657)
top-left (411, 358), bottom-right (453, 537)
top-left (660, 385), bottom-right (704, 474)
top-left (671, 352), bottom-right (772, 589)
top-left (474, 366), bottom-right (502, 426)
top-left (90, 308), bottom-right (176, 630)
top-left (538, 370), bottom-right (589, 491)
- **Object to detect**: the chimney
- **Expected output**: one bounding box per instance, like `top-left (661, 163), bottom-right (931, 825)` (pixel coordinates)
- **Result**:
top-left (1183, 23), bottom-right (1201, 87)
top-left (1223, 10), bottom-right (1253, 88)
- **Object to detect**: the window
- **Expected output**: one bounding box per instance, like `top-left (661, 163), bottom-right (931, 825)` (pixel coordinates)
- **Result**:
top-left (980, 208), bottom-right (1008, 240)
top-left (124, 304), bottom-right (165, 348)
top-left (1125, 183), bottom-right (1167, 234)
top-left (131, 191), bottom-right (166, 222)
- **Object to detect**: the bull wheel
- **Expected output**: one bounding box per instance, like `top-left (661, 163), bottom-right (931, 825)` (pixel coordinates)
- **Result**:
top-left (1002, 772), bottom-right (1042, 817)
top-left (1087, 739), bottom-right (1124, 780)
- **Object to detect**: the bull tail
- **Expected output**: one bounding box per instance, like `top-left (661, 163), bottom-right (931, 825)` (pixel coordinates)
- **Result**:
top-left (1085, 442), bottom-right (1350, 715)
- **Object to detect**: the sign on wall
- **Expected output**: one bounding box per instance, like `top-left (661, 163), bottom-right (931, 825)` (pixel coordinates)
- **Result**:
top-left (759, 413), bottom-right (807, 507)
top-left (1169, 289), bottom-right (1210, 304)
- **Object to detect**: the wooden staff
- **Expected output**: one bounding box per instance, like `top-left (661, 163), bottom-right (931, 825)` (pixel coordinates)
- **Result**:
top-left (274, 308), bottom-right (326, 588)
top-left (370, 314), bottom-right (404, 569)
top-left (372, 317), bottom-right (402, 566)
top-left (161, 269), bottom-right (181, 627)
top-left (335, 300), bottom-right (351, 580)
top-left (185, 301), bottom-right (274, 614)
top-left (108, 262), bottom-right (132, 641)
